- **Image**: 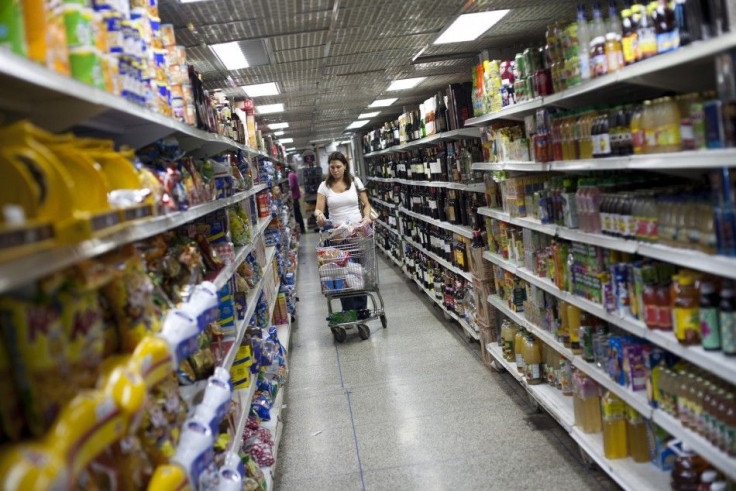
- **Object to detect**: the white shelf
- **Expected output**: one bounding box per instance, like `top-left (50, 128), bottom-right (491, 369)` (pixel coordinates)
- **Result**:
top-left (371, 196), bottom-right (396, 209)
top-left (368, 177), bottom-right (485, 193)
top-left (214, 215), bottom-right (273, 290)
top-left (472, 148), bottom-right (736, 173)
top-left (374, 219), bottom-right (400, 236)
top-left (482, 250), bottom-right (736, 387)
top-left (465, 32), bottom-right (736, 128)
top-left (478, 206), bottom-right (736, 279)
top-left (222, 246), bottom-right (277, 371)
top-left (398, 206), bottom-right (474, 239)
top-left (570, 428), bottom-right (670, 491)
top-left (404, 236), bottom-right (472, 282)
top-left (486, 343), bottom-right (575, 431)
top-left (363, 128), bottom-right (481, 157)
top-left (0, 184), bottom-right (268, 295)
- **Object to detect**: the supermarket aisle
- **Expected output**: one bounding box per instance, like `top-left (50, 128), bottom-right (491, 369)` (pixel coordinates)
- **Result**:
top-left (274, 232), bottom-right (618, 491)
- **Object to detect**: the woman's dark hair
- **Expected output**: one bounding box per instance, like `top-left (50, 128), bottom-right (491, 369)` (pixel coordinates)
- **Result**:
top-left (325, 151), bottom-right (353, 188)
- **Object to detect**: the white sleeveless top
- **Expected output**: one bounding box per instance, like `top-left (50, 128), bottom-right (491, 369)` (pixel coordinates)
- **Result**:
top-left (317, 177), bottom-right (365, 226)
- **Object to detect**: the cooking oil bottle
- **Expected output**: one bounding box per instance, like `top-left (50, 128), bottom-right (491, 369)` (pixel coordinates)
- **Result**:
top-left (573, 371), bottom-right (603, 433)
top-left (625, 404), bottom-right (650, 462)
top-left (601, 391), bottom-right (628, 459)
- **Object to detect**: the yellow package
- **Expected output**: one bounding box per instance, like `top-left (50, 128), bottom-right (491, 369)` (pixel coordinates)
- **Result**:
top-left (59, 283), bottom-right (105, 390)
top-left (0, 336), bottom-right (24, 443)
top-left (22, 0), bottom-right (70, 75)
top-left (102, 248), bottom-right (159, 352)
top-left (0, 294), bottom-right (74, 437)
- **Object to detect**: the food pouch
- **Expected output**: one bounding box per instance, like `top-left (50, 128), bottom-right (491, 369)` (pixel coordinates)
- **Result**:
top-left (59, 283), bottom-right (105, 390)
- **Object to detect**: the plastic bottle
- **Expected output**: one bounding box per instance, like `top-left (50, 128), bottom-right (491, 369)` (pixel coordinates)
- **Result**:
top-left (719, 282), bottom-right (736, 356)
top-left (601, 391), bottom-right (628, 459)
top-left (657, 96), bottom-right (682, 153)
top-left (577, 4), bottom-right (593, 82)
top-left (621, 8), bottom-right (640, 64)
top-left (573, 372), bottom-right (603, 433)
top-left (630, 104), bottom-right (645, 154)
top-left (625, 404), bottom-right (651, 462)
top-left (700, 280), bottom-right (722, 350)
top-left (674, 275), bottom-right (701, 345)
top-left (637, 1), bottom-right (658, 58)
top-left (524, 335), bottom-right (543, 385)
top-left (641, 100), bottom-right (657, 153)
top-left (514, 328), bottom-right (526, 373)
top-left (656, 280), bottom-right (673, 331)
top-left (605, 32), bottom-right (625, 73)
top-left (568, 304), bottom-right (583, 354)
top-left (670, 443), bottom-right (708, 491)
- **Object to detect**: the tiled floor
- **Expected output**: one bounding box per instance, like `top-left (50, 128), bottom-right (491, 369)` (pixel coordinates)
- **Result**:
top-left (274, 232), bottom-right (619, 490)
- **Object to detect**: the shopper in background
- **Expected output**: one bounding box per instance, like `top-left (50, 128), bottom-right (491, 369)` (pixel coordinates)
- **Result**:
top-left (315, 151), bottom-right (373, 312)
top-left (288, 164), bottom-right (306, 234)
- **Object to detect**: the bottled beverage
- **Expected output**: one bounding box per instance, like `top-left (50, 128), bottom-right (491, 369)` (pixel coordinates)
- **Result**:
top-left (523, 335), bottom-right (543, 385)
top-left (630, 104), bottom-right (645, 154)
top-left (590, 35), bottom-right (608, 78)
top-left (670, 443), bottom-right (708, 491)
top-left (573, 372), bottom-right (603, 433)
top-left (568, 304), bottom-right (583, 354)
top-left (656, 280), bottom-right (673, 330)
top-left (601, 391), bottom-right (628, 459)
top-left (621, 8), bottom-right (640, 64)
top-left (591, 1), bottom-right (608, 38)
top-left (642, 99), bottom-right (657, 153)
top-left (720, 282), bottom-right (736, 355)
top-left (625, 405), bottom-right (651, 462)
top-left (577, 3), bottom-right (593, 81)
top-left (636, 1), bottom-right (658, 58)
top-left (657, 96), bottom-right (682, 152)
top-left (700, 280), bottom-right (722, 350)
top-left (673, 274), bottom-right (700, 345)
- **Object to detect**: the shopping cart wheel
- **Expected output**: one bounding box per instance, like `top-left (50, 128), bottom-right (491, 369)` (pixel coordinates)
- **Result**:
top-left (380, 314), bottom-right (387, 329)
top-left (358, 324), bottom-right (370, 340)
top-left (331, 326), bottom-right (347, 343)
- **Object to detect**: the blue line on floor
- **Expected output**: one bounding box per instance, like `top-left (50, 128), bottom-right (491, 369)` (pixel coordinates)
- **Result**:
top-left (334, 345), bottom-right (366, 491)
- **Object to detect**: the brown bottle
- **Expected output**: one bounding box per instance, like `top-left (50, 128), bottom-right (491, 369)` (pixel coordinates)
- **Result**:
top-left (670, 443), bottom-right (708, 491)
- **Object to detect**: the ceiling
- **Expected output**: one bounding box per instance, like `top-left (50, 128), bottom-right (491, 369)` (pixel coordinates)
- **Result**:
top-left (157, 0), bottom-right (576, 151)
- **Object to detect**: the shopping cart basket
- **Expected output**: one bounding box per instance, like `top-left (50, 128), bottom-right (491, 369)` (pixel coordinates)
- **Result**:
top-left (316, 224), bottom-right (386, 342)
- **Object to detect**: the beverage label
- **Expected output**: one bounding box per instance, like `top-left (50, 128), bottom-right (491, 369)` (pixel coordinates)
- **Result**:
top-left (602, 398), bottom-right (626, 422)
top-left (525, 363), bottom-right (541, 382)
top-left (515, 353), bottom-right (524, 371)
top-left (674, 307), bottom-right (700, 342)
top-left (658, 305), bottom-right (673, 330)
top-left (601, 212), bottom-right (611, 234)
top-left (720, 312), bottom-right (736, 354)
top-left (599, 133), bottom-right (611, 155)
top-left (644, 304), bottom-right (659, 327)
top-left (657, 123), bottom-right (681, 147)
top-left (622, 35), bottom-right (638, 64)
top-left (591, 53), bottom-right (607, 78)
top-left (645, 128), bottom-right (657, 149)
top-left (430, 160), bottom-right (442, 174)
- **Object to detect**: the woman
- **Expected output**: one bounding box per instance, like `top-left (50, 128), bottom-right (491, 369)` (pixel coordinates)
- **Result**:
top-left (314, 151), bottom-right (373, 313)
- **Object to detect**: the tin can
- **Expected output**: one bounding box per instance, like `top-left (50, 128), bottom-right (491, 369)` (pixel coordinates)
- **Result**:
top-left (515, 52), bottom-right (526, 79)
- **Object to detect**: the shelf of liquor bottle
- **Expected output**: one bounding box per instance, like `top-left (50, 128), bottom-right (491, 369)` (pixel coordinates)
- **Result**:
top-left (652, 408), bottom-right (736, 481)
top-left (398, 206), bottom-right (474, 239)
top-left (482, 250), bottom-right (736, 387)
top-left (465, 32), bottom-right (736, 128)
top-left (377, 242), bottom-right (404, 269)
top-left (0, 183), bottom-right (268, 295)
top-left (363, 128), bottom-right (482, 157)
top-left (214, 216), bottom-right (272, 290)
top-left (370, 196), bottom-right (397, 209)
top-left (486, 342), bottom-right (576, 431)
top-left (367, 176), bottom-right (486, 193)
top-left (477, 206), bottom-right (736, 280)
top-left (0, 51), bottom-right (278, 154)
top-left (473, 149), bottom-right (736, 173)
top-left (222, 247), bottom-right (277, 371)
top-left (374, 219), bottom-right (400, 236)
top-left (404, 236), bottom-right (472, 282)
top-left (570, 428), bottom-right (670, 491)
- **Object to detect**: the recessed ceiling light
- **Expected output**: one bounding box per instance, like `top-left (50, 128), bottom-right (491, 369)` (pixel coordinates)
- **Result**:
top-left (241, 82), bottom-right (280, 97)
top-left (346, 120), bottom-right (371, 129)
top-left (209, 42), bottom-right (249, 70)
top-left (268, 122), bottom-right (289, 129)
top-left (368, 98), bottom-right (398, 108)
top-left (434, 10), bottom-right (510, 44)
top-left (273, 130), bottom-right (285, 136)
top-left (387, 77), bottom-right (426, 91)
top-left (279, 138), bottom-right (294, 143)
top-left (255, 103), bottom-right (284, 114)
top-left (358, 111), bottom-right (380, 119)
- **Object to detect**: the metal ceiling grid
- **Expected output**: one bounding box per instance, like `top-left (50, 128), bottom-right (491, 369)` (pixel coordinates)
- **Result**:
top-left (155, 0), bottom-right (565, 148)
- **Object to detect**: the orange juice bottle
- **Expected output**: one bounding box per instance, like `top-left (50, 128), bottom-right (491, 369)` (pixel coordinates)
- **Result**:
top-left (625, 404), bottom-right (650, 462)
top-left (523, 336), bottom-right (543, 385)
top-left (514, 328), bottom-right (526, 373)
top-left (567, 304), bottom-right (582, 354)
top-left (601, 391), bottom-right (628, 459)
top-left (573, 372), bottom-right (603, 433)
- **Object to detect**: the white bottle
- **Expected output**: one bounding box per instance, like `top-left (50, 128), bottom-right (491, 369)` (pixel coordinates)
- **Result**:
top-left (577, 4), bottom-right (592, 81)
top-left (159, 309), bottom-right (199, 367)
top-left (184, 281), bottom-right (219, 331)
top-left (172, 420), bottom-right (217, 490)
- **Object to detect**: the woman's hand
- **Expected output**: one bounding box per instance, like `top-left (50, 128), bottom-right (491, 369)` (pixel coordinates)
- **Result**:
top-left (316, 212), bottom-right (327, 226)
top-left (360, 217), bottom-right (373, 226)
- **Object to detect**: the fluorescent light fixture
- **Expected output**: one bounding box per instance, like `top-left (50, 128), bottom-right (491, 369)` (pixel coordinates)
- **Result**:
top-left (279, 138), bottom-right (294, 143)
top-left (368, 98), bottom-right (398, 108)
top-left (286, 147), bottom-right (296, 151)
top-left (336, 140), bottom-right (352, 145)
top-left (273, 130), bottom-right (285, 136)
top-left (241, 82), bottom-right (279, 97)
top-left (255, 103), bottom-right (284, 114)
top-left (358, 111), bottom-right (380, 119)
top-left (346, 120), bottom-right (371, 129)
top-left (386, 77), bottom-right (426, 91)
top-left (209, 42), bottom-right (249, 70)
top-left (180, 0), bottom-right (208, 3)
top-left (434, 10), bottom-right (510, 44)
top-left (267, 122), bottom-right (289, 129)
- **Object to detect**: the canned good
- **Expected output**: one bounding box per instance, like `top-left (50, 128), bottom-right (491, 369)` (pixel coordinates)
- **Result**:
top-left (515, 52), bottom-right (525, 79)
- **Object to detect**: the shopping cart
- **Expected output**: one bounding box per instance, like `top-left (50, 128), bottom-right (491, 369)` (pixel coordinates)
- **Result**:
top-left (316, 223), bottom-right (386, 342)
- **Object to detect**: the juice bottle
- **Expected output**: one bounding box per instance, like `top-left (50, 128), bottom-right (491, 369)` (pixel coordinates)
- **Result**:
top-left (670, 443), bottom-right (708, 491)
top-left (657, 96), bottom-right (682, 153)
top-left (630, 104), bottom-right (645, 154)
top-left (702, 383), bottom-right (719, 444)
top-left (656, 281), bottom-right (673, 331)
top-left (641, 100), bottom-right (657, 153)
top-left (643, 279), bottom-right (659, 328)
top-left (673, 275), bottom-right (701, 345)
top-left (698, 203), bottom-right (717, 254)
top-left (625, 404), bottom-right (650, 462)
top-left (621, 8), bottom-right (639, 65)
top-left (700, 280), bottom-right (722, 351)
top-left (677, 372), bottom-right (695, 428)
top-left (688, 375), bottom-right (706, 434)
top-left (573, 372), bottom-right (603, 433)
top-left (605, 32), bottom-right (624, 73)
top-left (559, 300), bottom-right (571, 347)
top-left (524, 335), bottom-right (543, 385)
top-left (601, 391), bottom-right (628, 459)
top-left (514, 328), bottom-right (526, 373)
top-left (715, 390), bottom-right (729, 452)
top-left (720, 282), bottom-right (736, 356)
top-left (568, 304), bottom-right (582, 354)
